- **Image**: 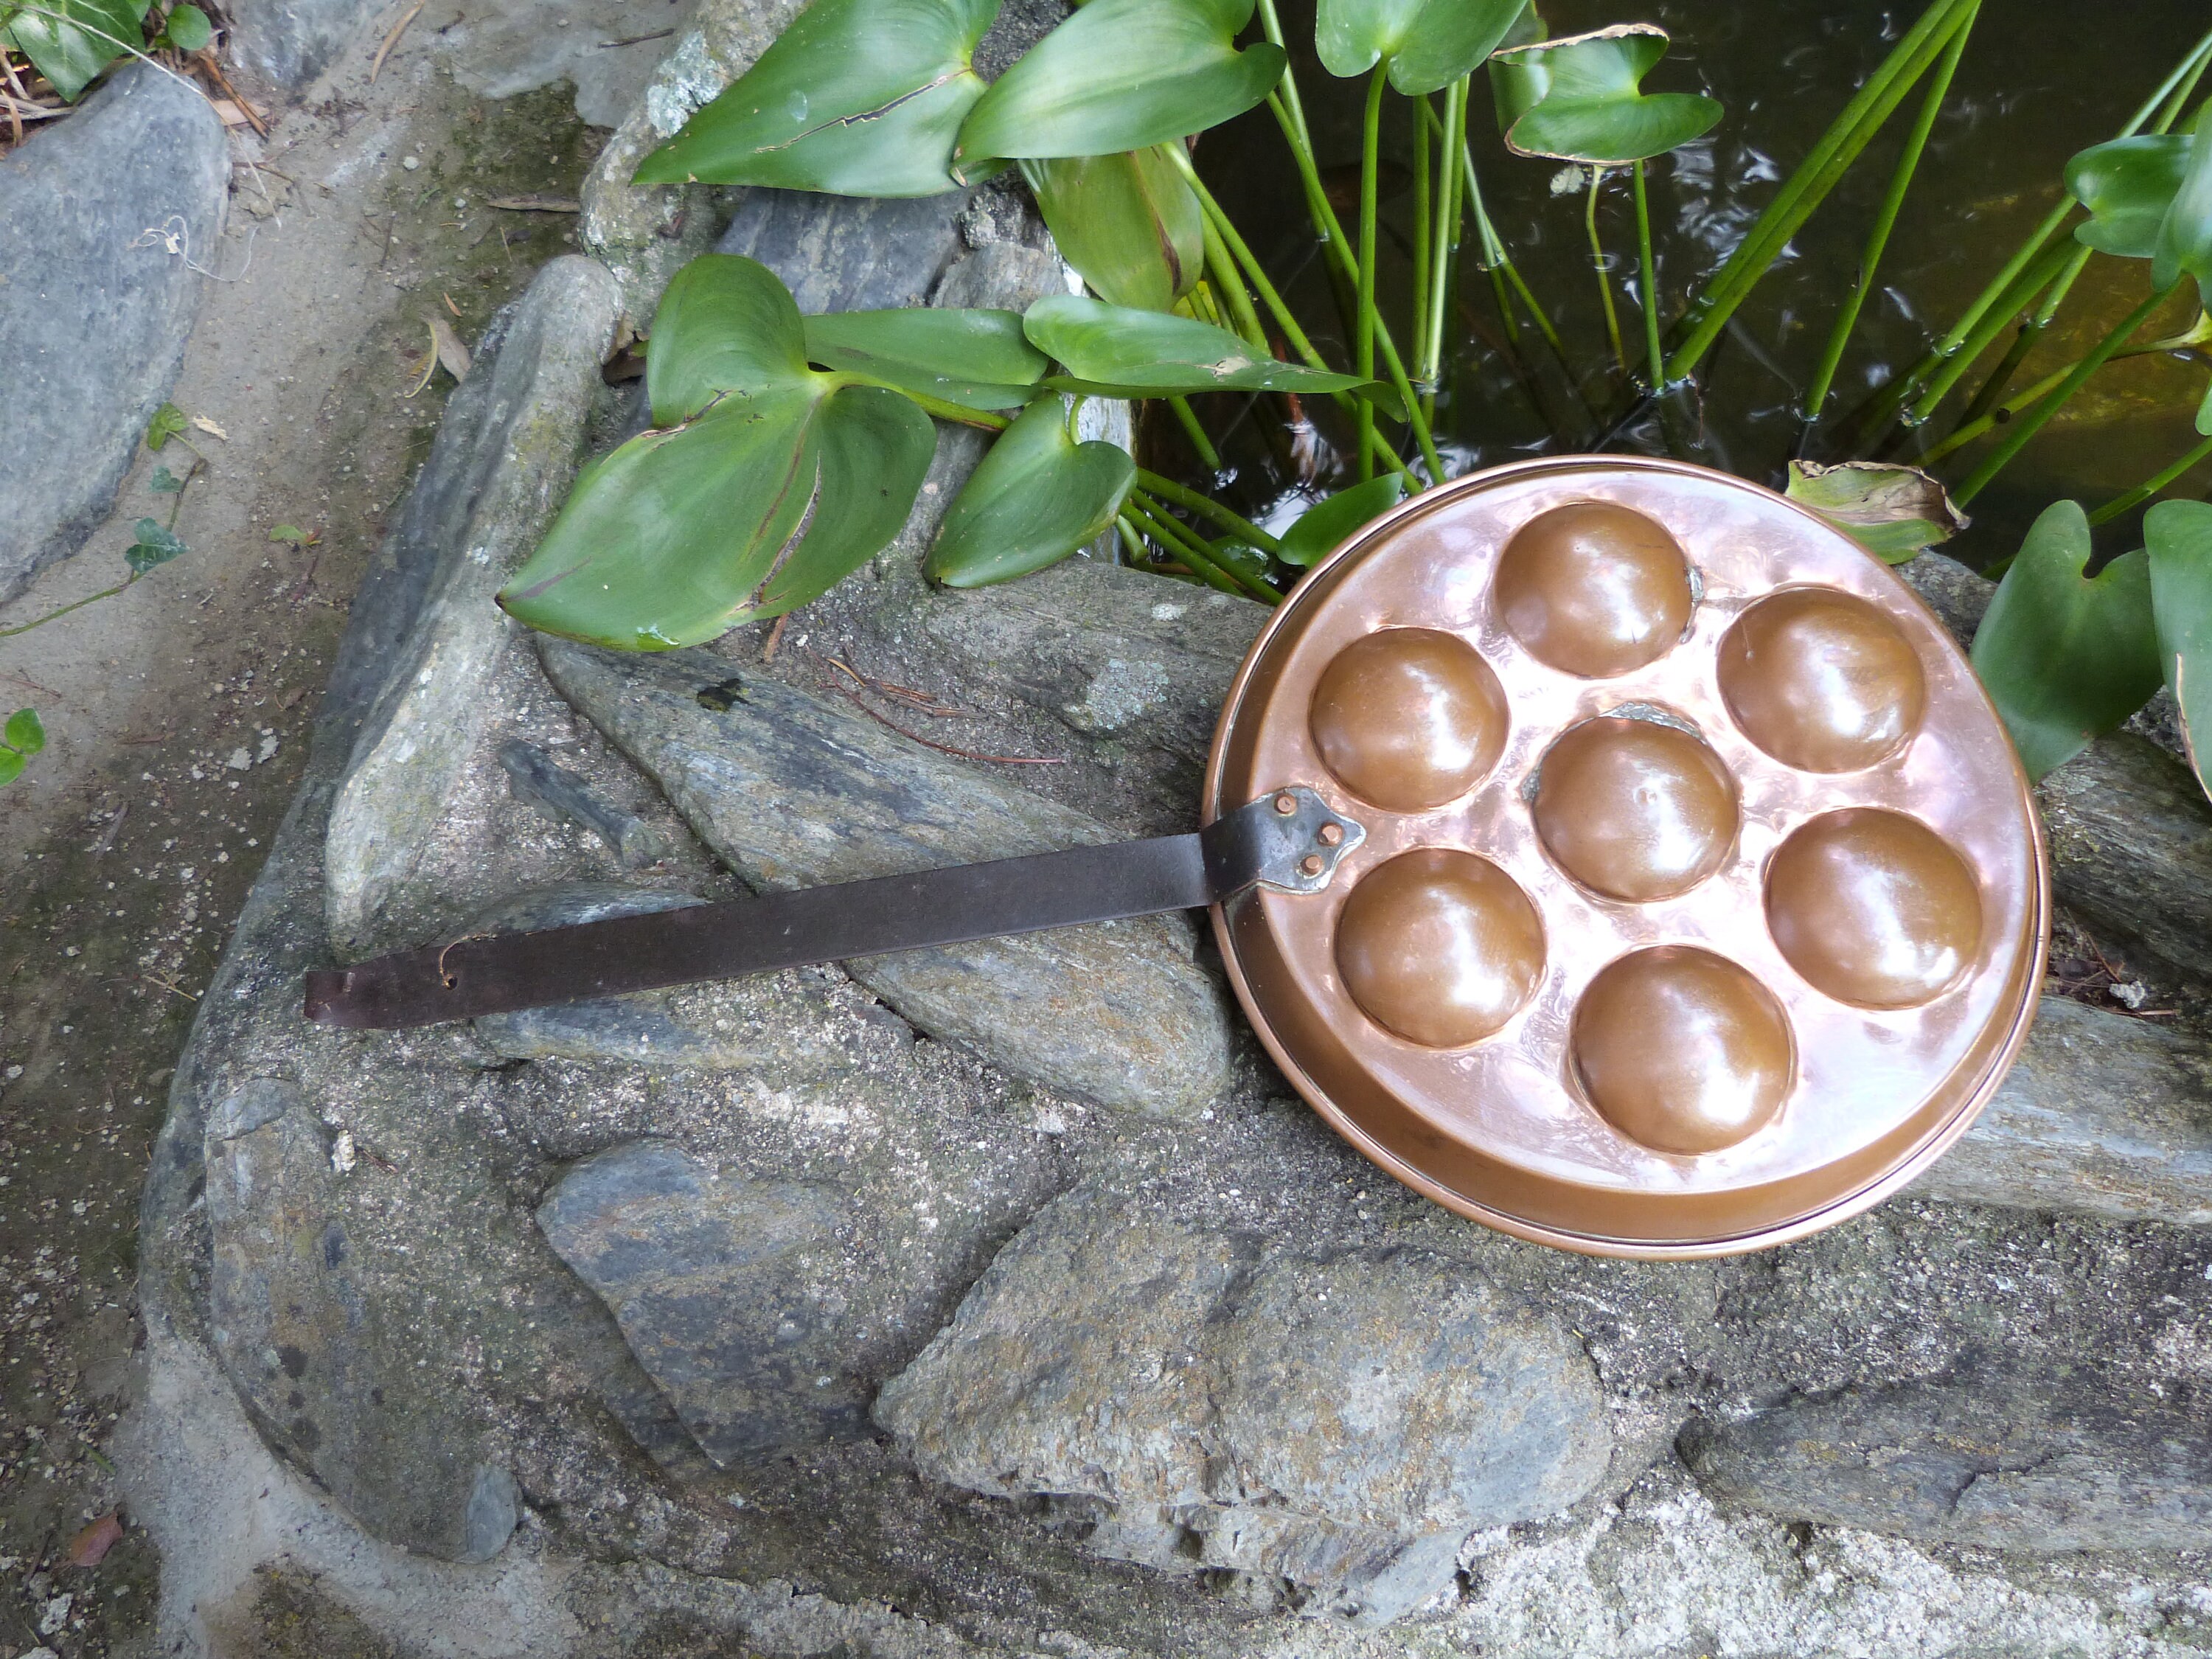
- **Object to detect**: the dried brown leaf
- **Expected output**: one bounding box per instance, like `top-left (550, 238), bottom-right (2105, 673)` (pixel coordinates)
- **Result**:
top-left (65, 1510), bottom-right (123, 1568)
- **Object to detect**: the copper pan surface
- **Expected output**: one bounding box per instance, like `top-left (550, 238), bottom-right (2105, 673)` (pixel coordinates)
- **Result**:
top-left (1203, 456), bottom-right (2048, 1259)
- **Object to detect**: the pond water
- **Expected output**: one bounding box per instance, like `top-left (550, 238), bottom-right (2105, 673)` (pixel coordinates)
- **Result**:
top-left (1186, 0), bottom-right (2212, 566)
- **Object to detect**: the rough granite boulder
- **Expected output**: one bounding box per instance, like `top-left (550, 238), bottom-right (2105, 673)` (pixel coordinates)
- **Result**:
top-left (0, 63), bottom-right (228, 602)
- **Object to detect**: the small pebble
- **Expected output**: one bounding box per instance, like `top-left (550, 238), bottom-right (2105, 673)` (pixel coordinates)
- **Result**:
top-left (402, 155), bottom-right (421, 171)
top-left (2109, 979), bottom-right (2151, 1010)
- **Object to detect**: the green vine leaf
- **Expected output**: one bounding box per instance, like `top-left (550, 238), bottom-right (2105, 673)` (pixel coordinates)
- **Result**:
top-left (2146, 498), bottom-right (2212, 801)
top-left (1023, 293), bottom-right (1391, 406)
top-left (954, 0), bottom-right (1284, 170)
top-left (145, 401), bottom-right (188, 452)
top-left (632, 0), bottom-right (998, 195)
top-left (0, 749), bottom-right (23, 787)
top-left (1021, 148), bottom-right (1204, 313)
top-left (1969, 500), bottom-right (2163, 781)
top-left (802, 306), bottom-right (1047, 411)
top-left (1491, 24), bottom-right (1720, 166)
top-left (0, 0), bottom-right (142, 100)
top-left (148, 464), bottom-right (186, 494)
top-left (161, 1), bottom-right (209, 50)
top-left (125, 518), bottom-right (187, 574)
top-left (1316, 0), bottom-right (1527, 97)
top-left (928, 397), bottom-right (1135, 585)
top-left (4, 708), bottom-right (46, 755)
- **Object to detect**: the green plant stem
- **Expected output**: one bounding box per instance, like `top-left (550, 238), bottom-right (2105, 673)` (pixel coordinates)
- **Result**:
top-left (1953, 282), bottom-right (2176, 506)
top-left (1424, 77), bottom-right (1470, 399)
top-left (1134, 468), bottom-right (1290, 560)
top-left (1668, 0), bottom-right (1978, 383)
top-left (1126, 494), bottom-right (1275, 602)
top-left (1115, 514), bottom-right (1147, 567)
top-left (1357, 66), bottom-right (1386, 480)
top-left (1413, 93), bottom-right (1433, 389)
top-left (1166, 395), bottom-right (1221, 471)
top-left (1802, 0), bottom-right (1974, 421)
top-left (1903, 238), bottom-right (2077, 425)
top-left (1253, 0), bottom-right (1311, 151)
top-left (1586, 169), bottom-right (1625, 375)
top-left (842, 378), bottom-right (1009, 430)
top-left (1917, 333), bottom-right (2183, 465)
top-left (1170, 148), bottom-right (1329, 377)
top-left (1632, 161), bottom-right (1663, 392)
top-left (0, 574), bottom-right (139, 637)
top-left (1200, 212), bottom-right (1267, 349)
top-left (2087, 430), bottom-right (2212, 526)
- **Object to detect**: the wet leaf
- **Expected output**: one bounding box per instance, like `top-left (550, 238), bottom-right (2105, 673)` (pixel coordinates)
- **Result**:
top-left (2156, 102), bottom-right (2212, 310)
top-left (2146, 498), bottom-right (2212, 800)
top-left (2065, 133), bottom-right (2189, 260)
top-left (1785, 459), bottom-right (1968, 564)
top-left (1276, 474), bottom-right (1408, 566)
top-left (954, 0), bottom-right (1285, 168)
top-left (4, 708), bottom-right (46, 755)
top-left (161, 2), bottom-right (209, 50)
top-left (1023, 293), bottom-right (1390, 406)
top-left (647, 254), bottom-right (818, 425)
top-left (633, 0), bottom-right (997, 195)
top-left (268, 524), bottom-right (318, 546)
top-left (928, 397), bottom-right (1135, 585)
top-left (1492, 24), bottom-right (1720, 166)
top-left (63, 1510), bottom-right (122, 1568)
top-left (145, 402), bottom-right (187, 452)
top-left (1970, 500), bottom-right (2162, 780)
top-left (148, 465), bottom-right (185, 494)
top-left (802, 306), bottom-right (1046, 411)
top-left (1316, 0), bottom-right (1527, 97)
top-left (1022, 147), bottom-right (1204, 312)
top-left (125, 518), bottom-right (186, 574)
top-left (0, 0), bottom-right (140, 100)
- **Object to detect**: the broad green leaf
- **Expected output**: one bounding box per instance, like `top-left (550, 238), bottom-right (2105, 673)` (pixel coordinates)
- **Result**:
top-left (0, 749), bottom-right (22, 787)
top-left (2199, 375), bottom-right (2212, 437)
top-left (145, 402), bottom-right (187, 451)
top-left (802, 307), bottom-right (1046, 411)
top-left (2065, 133), bottom-right (2189, 260)
top-left (125, 518), bottom-right (186, 574)
top-left (647, 255), bottom-right (817, 425)
top-left (148, 464), bottom-right (185, 494)
top-left (928, 397), bottom-right (1135, 585)
top-left (2155, 102), bottom-right (2212, 310)
top-left (162, 1), bottom-right (209, 49)
top-left (954, 0), bottom-right (1285, 169)
top-left (1784, 460), bottom-right (1967, 565)
top-left (1276, 475), bottom-right (1408, 566)
top-left (501, 392), bottom-right (826, 650)
top-left (737, 386), bottom-right (938, 620)
top-left (1023, 293), bottom-right (1387, 403)
top-left (4, 708), bottom-right (45, 754)
top-left (1317, 0), bottom-right (1526, 97)
top-left (0, 0), bottom-right (139, 100)
top-left (1969, 500), bottom-right (2162, 780)
top-left (1487, 1), bottom-right (1547, 134)
top-left (1492, 24), bottom-right (1720, 166)
top-left (2146, 498), bottom-right (2212, 799)
top-left (632, 0), bottom-right (997, 195)
top-left (1021, 148), bottom-right (1203, 312)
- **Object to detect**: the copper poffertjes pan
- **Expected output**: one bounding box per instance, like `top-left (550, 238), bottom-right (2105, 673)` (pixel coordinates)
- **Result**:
top-left (306, 456), bottom-right (2051, 1259)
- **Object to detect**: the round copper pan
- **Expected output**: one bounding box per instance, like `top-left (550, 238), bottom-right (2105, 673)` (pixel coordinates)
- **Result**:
top-left (1204, 456), bottom-right (2049, 1259)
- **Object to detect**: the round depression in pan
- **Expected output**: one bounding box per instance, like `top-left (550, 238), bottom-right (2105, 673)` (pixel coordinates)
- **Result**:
top-left (1203, 456), bottom-right (2047, 1259)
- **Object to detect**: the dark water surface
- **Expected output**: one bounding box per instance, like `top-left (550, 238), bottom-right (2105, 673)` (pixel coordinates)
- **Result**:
top-left (1187, 0), bottom-right (2212, 566)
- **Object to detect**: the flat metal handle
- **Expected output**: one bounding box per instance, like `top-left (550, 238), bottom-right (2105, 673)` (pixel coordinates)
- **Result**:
top-left (302, 787), bottom-right (1364, 1031)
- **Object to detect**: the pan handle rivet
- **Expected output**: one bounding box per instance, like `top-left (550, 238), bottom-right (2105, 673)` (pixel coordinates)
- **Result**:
top-left (1274, 793), bottom-right (1298, 815)
top-left (1300, 853), bottom-right (1326, 877)
top-left (1318, 822), bottom-right (1345, 847)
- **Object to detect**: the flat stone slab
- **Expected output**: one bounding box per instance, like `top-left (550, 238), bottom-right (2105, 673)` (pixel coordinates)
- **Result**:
top-left (1681, 1371), bottom-right (2212, 1551)
top-left (2037, 731), bottom-right (2212, 982)
top-left (538, 640), bottom-right (1235, 1118)
top-left (0, 64), bottom-right (228, 602)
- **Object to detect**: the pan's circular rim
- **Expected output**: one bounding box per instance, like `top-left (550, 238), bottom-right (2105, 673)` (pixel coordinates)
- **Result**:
top-left (1200, 453), bottom-right (2051, 1260)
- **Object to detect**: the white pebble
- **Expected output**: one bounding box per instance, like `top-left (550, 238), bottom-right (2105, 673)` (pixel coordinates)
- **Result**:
top-left (402, 155), bottom-right (421, 170)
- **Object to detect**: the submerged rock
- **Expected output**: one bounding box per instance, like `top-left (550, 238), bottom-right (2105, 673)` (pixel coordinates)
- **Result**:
top-left (875, 1186), bottom-right (1611, 1627)
top-left (0, 65), bottom-right (228, 603)
top-left (1681, 1371), bottom-right (2212, 1551)
top-left (538, 640), bottom-right (1235, 1118)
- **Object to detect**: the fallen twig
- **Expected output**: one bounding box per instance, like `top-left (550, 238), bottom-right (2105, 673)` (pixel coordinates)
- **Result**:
top-left (760, 613), bottom-right (789, 662)
top-left (370, 0), bottom-right (424, 81)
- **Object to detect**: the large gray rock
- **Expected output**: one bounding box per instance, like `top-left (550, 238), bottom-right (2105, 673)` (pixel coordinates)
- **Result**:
top-left (1681, 1372), bottom-right (2212, 1551)
top-left (0, 64), bottom-right (227, 603)
top-left (1919, 995), bottom-right (2212, 1222)
top-left (875, 1186), bottom-right (1612, 1627)
top-left (226, 0), bottom-right (373, 88)
top-left (324, 256), bottom-right (623, 959)
top-left (538, 641), bottom-right (1236, 1118)
top-left (2037, 731), bottom-right (2212, 982)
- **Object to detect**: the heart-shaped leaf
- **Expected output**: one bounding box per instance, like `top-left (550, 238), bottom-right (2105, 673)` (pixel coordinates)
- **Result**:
top-left (2146, 498), bottom-right (2212, 799)
top-left (1492, 24), bottom-right (1720, 166)
top-left (953, 0), bottom-right (1285, 169)
top-left (928, 397), bottom-right (1135, 585)
top-left (1021, 147), bottom-right (1204, 312)
top-left (1023, 293), bottom-right (1392, 406)
top-left (2065, 133), bottom-right (2190, 260)
top-left (1486, 1), bottom-right (1548, 134)
top-left (632, 0), bottom-right (998, 195)
top-left (0, 0), bottom-right (141, 100)
top-left (802, 306), bottom-right (1046, 411)
top-left (1784, 459), bottom-right (1968, 565)
top-left (4, 707), bottom-right (46, 755)
top-left (1969, 499), bottom-right (2163, 780)
top-left (1316, 0), bottom-right (1528, 97)
top-left (739, 386), bottom-right (938, 620)
top-left (646, 254), bottom-right (818, 425)
top-left (145, 402), bottom-right (187, 452)
top-left (1276, 474), bottom-right (1408, 566)
top-left (2155, 101), bottom-right (2212, 310)
top-left (126, 518), bottom-right (186, 574)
